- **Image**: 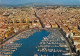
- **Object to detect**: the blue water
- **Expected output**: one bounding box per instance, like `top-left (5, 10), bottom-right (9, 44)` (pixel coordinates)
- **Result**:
top-left (12, 30), bottom-right (50, 56)
top-left (0, 0), bottom-right (80, 6)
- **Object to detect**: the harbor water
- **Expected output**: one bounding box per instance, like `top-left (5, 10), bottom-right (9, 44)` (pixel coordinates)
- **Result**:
top-left (12, 30), bottom-right (50, 56)
top-left (0, 29), bottom-right (71, 56)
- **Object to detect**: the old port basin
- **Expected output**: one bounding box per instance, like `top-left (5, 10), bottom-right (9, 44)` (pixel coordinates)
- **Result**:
top-left (0, 28), bottom-right (75, 56)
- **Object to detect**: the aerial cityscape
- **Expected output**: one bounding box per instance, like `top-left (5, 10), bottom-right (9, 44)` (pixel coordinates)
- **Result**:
top-left (0, 0), bottom-right (80, 56)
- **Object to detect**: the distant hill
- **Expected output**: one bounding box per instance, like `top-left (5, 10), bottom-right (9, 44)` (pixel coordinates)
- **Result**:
top-left (0, 3), bottom-right (80, 7)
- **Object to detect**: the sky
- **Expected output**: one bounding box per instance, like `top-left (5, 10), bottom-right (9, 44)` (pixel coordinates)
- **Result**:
top-left (0, 0), bottom-right (80, 5)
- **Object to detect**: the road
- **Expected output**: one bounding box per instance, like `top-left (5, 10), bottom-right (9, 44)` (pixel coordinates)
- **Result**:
top-left (34, 11), bottom-right (44, 28)
top-left (59, 28), bottom-right (74, 56)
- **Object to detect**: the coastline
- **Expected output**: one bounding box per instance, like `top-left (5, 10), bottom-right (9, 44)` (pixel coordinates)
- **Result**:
top-left (1, 4), bottom-right (80, 9)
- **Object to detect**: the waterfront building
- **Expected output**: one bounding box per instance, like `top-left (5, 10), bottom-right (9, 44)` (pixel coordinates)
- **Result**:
top-left (5, 31), bottom-right (15, 37)
top-left (51, 23), bottom-right (58, 28)
top-left (76, 44), bottom-right (80, 52)
top-left (44, 24), bottom-right (51, 28)
top-left (71, 30), bottom-right (80, 37)
top-left (71, 37), bottom-right (80, 45)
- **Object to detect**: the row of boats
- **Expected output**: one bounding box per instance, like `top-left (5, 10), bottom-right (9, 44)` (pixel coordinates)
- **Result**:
top-left (34, 29), bottom-right (71, 56)
top-left (0, 30), bottom-right (36, 56)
